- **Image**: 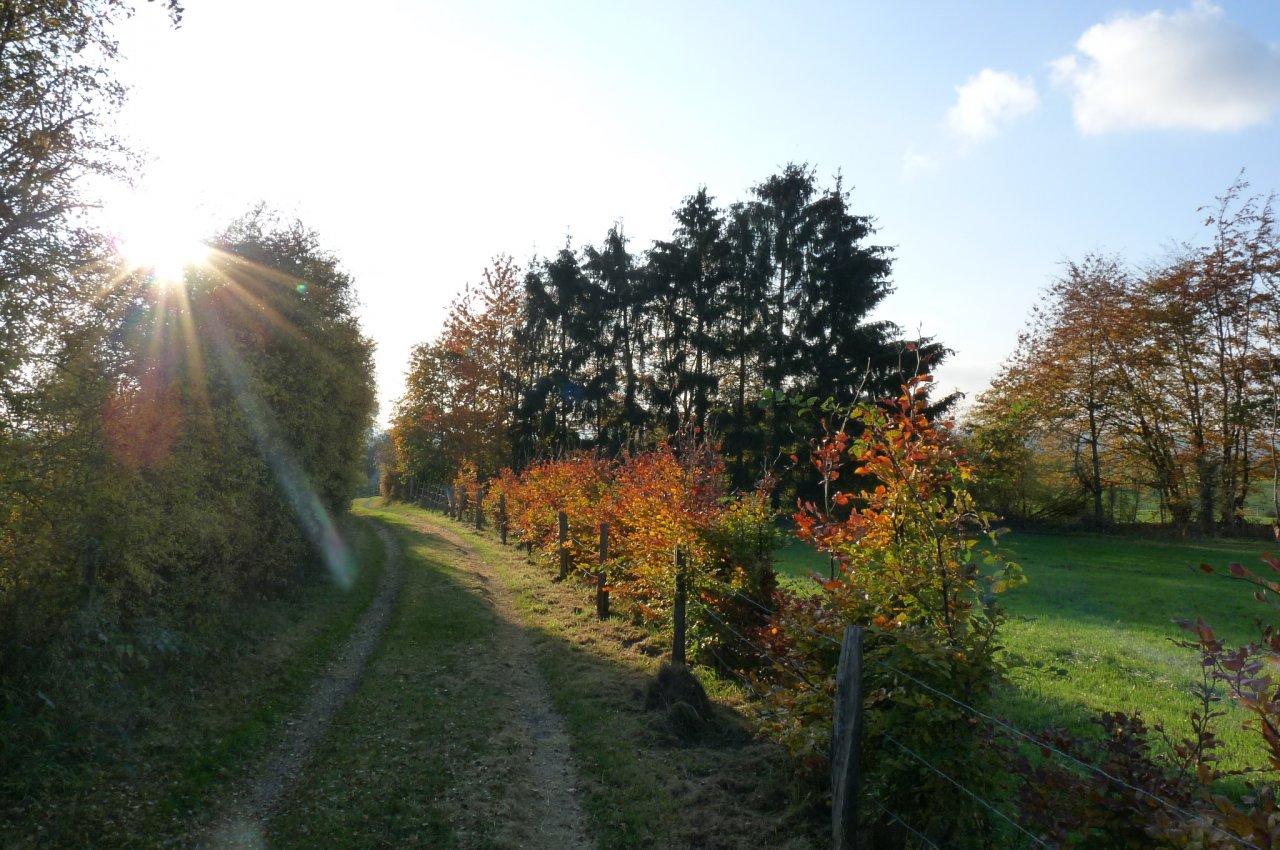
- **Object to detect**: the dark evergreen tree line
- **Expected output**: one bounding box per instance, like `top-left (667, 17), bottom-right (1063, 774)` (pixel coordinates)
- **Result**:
top-left (512, 164), bottom-right (946, 491)
top-left (394, 164), bottom-right (947, 498)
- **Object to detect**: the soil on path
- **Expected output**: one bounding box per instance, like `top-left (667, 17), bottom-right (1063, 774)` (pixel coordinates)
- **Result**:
top-left (411, 514), bottom-right (596, 850)
top-left (201, 523), bottom-right (403, 849)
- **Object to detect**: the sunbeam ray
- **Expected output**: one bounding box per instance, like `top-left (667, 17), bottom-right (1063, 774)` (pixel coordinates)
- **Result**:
top-left (203, 310), bottom-right (355, 589)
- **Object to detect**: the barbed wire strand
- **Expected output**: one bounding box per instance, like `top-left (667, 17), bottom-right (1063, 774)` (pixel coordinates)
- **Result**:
top-left (698, 604), bottom-right (821, 690)
top-left (705, 578), bottom-right (848, 651)
top-left (883, 734), bottom-right (1051, 849)
top-left (873, 660), bottom-right (1262, 850)
top-left (877, 805), bottom-right (944, 850)
top-left (708, 579), bottom-right (779, 619)
top-left (706, 644), bottom-right (769, 700)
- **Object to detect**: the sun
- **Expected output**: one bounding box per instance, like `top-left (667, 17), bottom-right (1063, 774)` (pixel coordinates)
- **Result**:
top-left (108, 200), bottom-right (211, 286)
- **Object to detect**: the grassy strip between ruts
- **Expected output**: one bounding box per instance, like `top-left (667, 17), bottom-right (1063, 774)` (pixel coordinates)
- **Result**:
top-left (266, 502), bottom-right (512, 848)
top-left (0, 516), bottom-right (386, 850)
top-left (356, 500), bottom-right (824, 850)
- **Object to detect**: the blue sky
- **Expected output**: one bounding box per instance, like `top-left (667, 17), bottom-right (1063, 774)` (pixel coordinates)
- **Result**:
top-left (105, 1), bottom-right (1280, 423)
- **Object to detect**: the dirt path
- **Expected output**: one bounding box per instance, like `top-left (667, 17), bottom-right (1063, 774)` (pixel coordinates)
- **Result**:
top-left (201, 522), bottom-right (402, 849)
top-left (414, 515), bottom-right (596, 850)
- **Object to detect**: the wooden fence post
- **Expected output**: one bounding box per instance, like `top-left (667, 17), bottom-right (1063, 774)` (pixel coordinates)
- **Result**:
top-left (672, 547), bottom-right (686, 666)
top-left (596, 522), bottom-right (610, 620)
top-left (499, 494), bottom-right (508, 545)
top-left (831, 625), bottom-right (865, 850)
top-left (558, 511), bottom-right (570, 581)
top-left (446, 485), bottom-right (455, 520)
top-left (475, 487), bottom-right (484, 530)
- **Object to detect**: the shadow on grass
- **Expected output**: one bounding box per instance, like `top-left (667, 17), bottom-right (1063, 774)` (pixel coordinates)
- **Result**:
top-left (0, 516), bottom-right (386, 850)
top-left (351, 501), bottom-right (824, 850)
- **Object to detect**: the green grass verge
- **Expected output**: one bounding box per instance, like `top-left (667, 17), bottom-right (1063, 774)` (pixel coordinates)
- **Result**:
top-left (0, 515), bottom-right (385, 849)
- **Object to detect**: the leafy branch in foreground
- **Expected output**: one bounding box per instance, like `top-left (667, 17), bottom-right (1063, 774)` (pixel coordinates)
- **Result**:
top-left (761, 376), bottom-right (1022, 848)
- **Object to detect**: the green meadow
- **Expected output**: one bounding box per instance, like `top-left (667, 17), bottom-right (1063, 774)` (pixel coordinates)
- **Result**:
top-left (774, 530), bottom-right (1275, 772)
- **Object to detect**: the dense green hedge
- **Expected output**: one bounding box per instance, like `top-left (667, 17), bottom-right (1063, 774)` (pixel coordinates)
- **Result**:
top-left (0, 211), bottom-right (376, 679)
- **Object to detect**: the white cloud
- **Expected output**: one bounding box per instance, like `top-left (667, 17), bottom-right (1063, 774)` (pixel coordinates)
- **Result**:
top-left (945, 69), bottom-right (1039, 142)
top-left (1054, 2), bottom-right (1280, 135)
top-left (902, 145), bottom-right (941, 175)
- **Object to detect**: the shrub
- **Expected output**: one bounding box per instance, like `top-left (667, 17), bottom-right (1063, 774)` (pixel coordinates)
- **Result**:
top-left (492, 435), bottom-right (781, 655)
top-left (759, 378), bottom-right (1022, 847)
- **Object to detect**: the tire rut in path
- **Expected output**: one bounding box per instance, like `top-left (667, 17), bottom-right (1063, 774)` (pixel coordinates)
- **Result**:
top-left (201, 523), bottom-right (402, 849)
top-left (419, 517), bottom-right (596, 850)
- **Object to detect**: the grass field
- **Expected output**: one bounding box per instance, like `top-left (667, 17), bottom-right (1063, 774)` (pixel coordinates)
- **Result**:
top-left (773, 530), bottom-right (1275, 773)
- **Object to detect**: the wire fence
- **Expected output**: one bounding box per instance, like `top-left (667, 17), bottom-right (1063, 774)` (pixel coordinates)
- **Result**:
top-left (398, 482), bottom-right (1264, 850)
top-left (696, 576), bottom-right (1262, 850)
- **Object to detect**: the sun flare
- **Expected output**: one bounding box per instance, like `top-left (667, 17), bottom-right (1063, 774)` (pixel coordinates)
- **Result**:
top-left (109, 202), bottom-right (211, 286)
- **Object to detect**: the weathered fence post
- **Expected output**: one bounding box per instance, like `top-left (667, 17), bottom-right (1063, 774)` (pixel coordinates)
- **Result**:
top-left (558, 511), bottom-right (570, 581)
top-left (447, 485), bottom-right (456, 520)
top-left (408, 475), bottom-right (416, 503)
top-left (596, 522), bottom-right (610, 620)
top-left (672, 547), bottom-right (686, 666)
top-left (499, 494), bottom-right (508, 545)
top-left (831, 625), bottom-right (865, 850)
top-left (474, 486), bottom-right (484, 530)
